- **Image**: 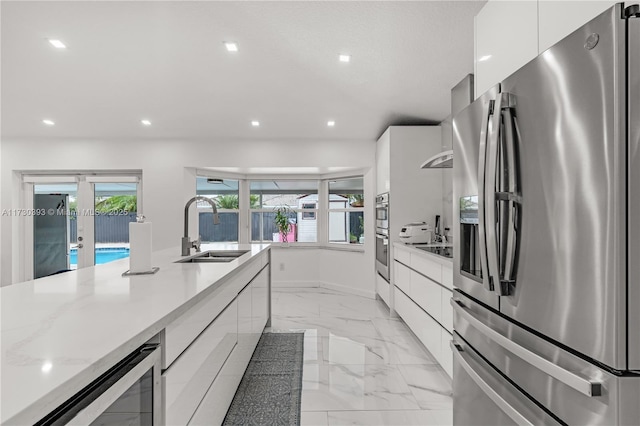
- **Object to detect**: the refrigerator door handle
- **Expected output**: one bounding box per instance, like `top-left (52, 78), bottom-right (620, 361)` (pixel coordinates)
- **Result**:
top-left (497, 96), bottom-right (521, 294)
top-left (484, 93), bottom-right (504, 295)
top-left (450, 340), bottom-right (534, 426)
top-left (451, 298), bottom-right (602, 397)
top-left (477, 98), bottom-right (494, 292)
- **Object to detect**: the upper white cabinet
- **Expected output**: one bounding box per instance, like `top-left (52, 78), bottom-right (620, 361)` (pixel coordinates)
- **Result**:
top-left (475, 0), bottom-right (617, 98)
top-left (538, 1), bottom-right (617, 52)
top-left (376, 129), bottom-right (391, 195)
top-left (474, 1), bottom-right (538, 97)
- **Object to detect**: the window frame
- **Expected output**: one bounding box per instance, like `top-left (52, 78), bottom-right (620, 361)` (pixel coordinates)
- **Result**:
top-left (249, 179), bottom-right (320, 244)
top-left (326, 176), bottom-right (365, 247)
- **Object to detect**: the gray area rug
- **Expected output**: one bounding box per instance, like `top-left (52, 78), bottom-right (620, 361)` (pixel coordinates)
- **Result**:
top-left (223, 333), bottom-right (304, 426)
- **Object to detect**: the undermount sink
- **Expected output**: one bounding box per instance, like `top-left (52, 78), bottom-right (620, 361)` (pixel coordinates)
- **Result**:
top-left (175, 250), bottom-right (250, 263)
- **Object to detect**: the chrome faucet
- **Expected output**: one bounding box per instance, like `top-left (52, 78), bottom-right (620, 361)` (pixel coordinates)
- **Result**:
top-left (182, 196), bottom-right (220, 256)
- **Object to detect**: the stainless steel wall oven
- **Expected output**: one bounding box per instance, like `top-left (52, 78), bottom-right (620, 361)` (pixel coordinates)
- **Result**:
top-left (375, 193), bottom-right (390, 281)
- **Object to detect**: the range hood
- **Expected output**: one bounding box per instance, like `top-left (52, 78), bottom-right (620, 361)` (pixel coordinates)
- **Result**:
top-left (420, 74), bottom-right (473, 170)
top-left (421, 150), bottom-right (453, 169)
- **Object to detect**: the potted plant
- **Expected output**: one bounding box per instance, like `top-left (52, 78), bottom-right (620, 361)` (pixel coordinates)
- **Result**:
top-left (274, 206), bottom-right (291, 243)
top-left (349, 194), bottom-right (364, 207)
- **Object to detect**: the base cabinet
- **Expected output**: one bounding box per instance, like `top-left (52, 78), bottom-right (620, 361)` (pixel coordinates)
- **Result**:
top-left (393, 245), bottom-right (453, 377)
top-left (162, 254), bottom-right (270, 425)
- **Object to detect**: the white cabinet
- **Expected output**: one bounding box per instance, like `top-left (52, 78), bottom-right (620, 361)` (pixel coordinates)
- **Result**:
top-left (392, 244), bottom-right (454, 378)
top-left (164, 301), bottom-right (238, 426)
top-left (474, 0), bottom-right (538, 97)
top-left (538, 1), bottom-right (616, 52)
top-left (251, 267), bottom-right (269, 337)
top-left (410, 271), bottom-right (441, 325)
top-left (162, 252), bottom-right (271, 425)
top-left (375, 126), bottom-right (442, 305)
top-left (376, 272), bottom-right (390, 306)
top-left (376, 130), bottom-right (391, 195)
top-left (475, 0), bottom-right (618, 98)
top-left (440, 329), bottom-right (453, 377)
top-left (394, 260), bottom-right (411, 295)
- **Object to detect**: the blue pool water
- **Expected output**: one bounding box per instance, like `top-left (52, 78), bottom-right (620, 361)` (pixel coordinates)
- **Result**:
top-left (70, 248), bottom-right (130, 266)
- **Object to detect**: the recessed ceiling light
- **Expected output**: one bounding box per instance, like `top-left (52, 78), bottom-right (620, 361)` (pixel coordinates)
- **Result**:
top-left (224, 42), bottom-right (238, 52)
top-left (251, 121), bottom-right (260, 127)
top-left (339, 54), bottom-right (351, 63)
top-left (141, 119), bottom-right (151, 126)
top-left (48, 39), bottom-right (66, 49)
top-left (42, 119), bottom-right (55, 126)
top-left (478, 55), bottom-right (492, 62)
top-left (327, 120), bottom-right (336, 127)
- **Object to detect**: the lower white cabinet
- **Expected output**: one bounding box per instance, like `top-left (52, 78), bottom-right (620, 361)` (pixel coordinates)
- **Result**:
top-left (392, 244), bottom-right (453, 378)
top-left (376, 273), bottom-right (390, 306)
top-left (162, 254), bottom-right (271, 425)
top-left (163, 301), bottom-right (238, 426)
top-left (440, 329), bottom-right (453, 377)
top-left (252, 268), bottom-right (269, 336)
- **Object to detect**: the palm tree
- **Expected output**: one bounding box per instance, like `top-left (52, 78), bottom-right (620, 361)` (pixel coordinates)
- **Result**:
top-left (95, 195), bottom-right (137, 213)
top-left (213, 195), bottom-right (261, 209)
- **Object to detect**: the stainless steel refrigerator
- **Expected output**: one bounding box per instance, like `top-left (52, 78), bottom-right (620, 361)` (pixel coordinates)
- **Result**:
top-left (452, 3), bottom-right (640, 424)
top-left (34, 194), bottom-right (70, 278)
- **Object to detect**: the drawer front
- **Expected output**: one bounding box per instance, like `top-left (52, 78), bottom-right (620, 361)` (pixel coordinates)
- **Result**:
top-left (441, 263), bottom-right (453, 290)
top-left (440, 329), bottom-right (453, 378)
top-left (441, 288), bottom-right (453, 332)
top-left (237, 283), bottom-right (253, 349)
top-left (252, 267), bottom-right (269, 336)
top-left (376, 273), bottom-right (390, 306)
top-left (394, 245), bottom-right (411, 264)
top-left (418, 309), bottom-right (442, 362)
top-left (394, 261), bottom-right (411, 295)
top-left (164, 257), bottom-right (261, 367)
top-left (188, 343), bottom-right (257, 426)
top-left (410, 270), bottom-right (442, 324)
top-left (411, 252), bottom-right (442, 284)
top-left (394, 287), bottom-right (442, 366)
top-left (164, 301), bottom-right (238, 426)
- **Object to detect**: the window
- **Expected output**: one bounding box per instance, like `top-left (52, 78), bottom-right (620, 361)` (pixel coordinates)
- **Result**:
top-left (196, 177), bottom-right (239, 242)
top-left (302, 203), bottom-right (316, 220)
top-left (328, 177), bottom-right (364, 245)
top-left (250, 180), bottom-right (318, 243)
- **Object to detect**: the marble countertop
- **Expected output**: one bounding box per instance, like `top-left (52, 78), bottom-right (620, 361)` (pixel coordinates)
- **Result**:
top-left (0, 243), bottom-right (270, 425)
top-left (393, 242), bottom-right (454, 264)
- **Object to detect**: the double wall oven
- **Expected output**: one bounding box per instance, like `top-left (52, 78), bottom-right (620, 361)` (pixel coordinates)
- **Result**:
top-left (375, 193), bottom-right (390, 281)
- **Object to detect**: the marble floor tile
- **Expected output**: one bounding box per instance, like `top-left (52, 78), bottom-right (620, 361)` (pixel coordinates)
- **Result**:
top-left (272, 287), bottom-right (453, 425)
top-left (428, 409), bottom-right (453, 426)
top-left (270, 316), bottom-right (382, 339)
top-left (382, 332), bottom-right (439, 365)
top-left (327, 410), bottom-right (446, 426)
top-left (302, 364), bottom-right (420, 411)
top-left (318, 295), bottom-right (391, 321)
top-left (397, 365), bottom-right (453, 409)
top-left (301, 411), bottom-right (329, 426)
top-left (320, 334), bottom-right (388, 365)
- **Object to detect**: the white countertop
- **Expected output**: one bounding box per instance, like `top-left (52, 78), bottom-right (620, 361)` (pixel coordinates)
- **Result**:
top-left (393, 242), bottom-right (454, 264)
top-left (0, 243), bottom-right (270, 425)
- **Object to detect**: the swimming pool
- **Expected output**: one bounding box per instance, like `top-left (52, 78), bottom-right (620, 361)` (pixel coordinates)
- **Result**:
top-left (70, 247), bottom-right (130, 266)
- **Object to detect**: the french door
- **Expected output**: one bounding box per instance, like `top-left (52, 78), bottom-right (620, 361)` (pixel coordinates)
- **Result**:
top-left (23, 174), bottom-right (140, 280)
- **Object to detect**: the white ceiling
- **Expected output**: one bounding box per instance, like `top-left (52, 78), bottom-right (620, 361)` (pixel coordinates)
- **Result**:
top-left (1, 1), bottom-right (485, 141)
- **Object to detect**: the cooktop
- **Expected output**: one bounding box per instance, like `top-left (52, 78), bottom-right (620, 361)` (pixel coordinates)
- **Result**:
top-left (415, 246), bottom-right (453, 259)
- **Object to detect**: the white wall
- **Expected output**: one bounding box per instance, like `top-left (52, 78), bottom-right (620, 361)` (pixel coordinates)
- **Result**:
top-left (1, 138), bottom-right (376, 295)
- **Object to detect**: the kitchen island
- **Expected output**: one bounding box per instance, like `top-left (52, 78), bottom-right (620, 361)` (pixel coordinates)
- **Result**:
top-left (0, 243), bottom-right (271, 425)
